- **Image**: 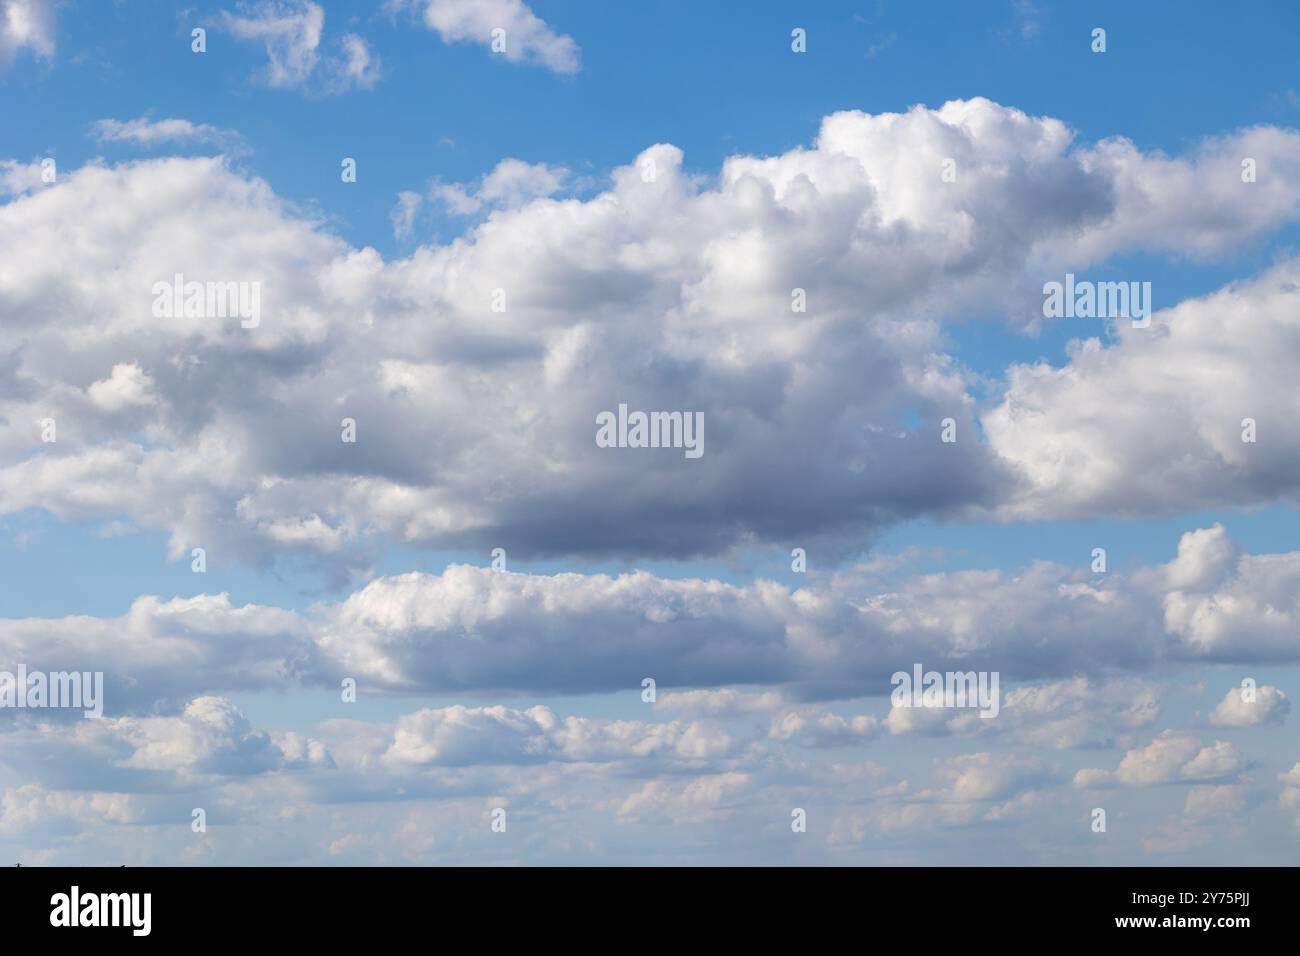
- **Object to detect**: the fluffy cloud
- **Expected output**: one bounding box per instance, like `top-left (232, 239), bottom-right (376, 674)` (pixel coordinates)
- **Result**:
top-left (933, 752), bottom-right (1049, 801)
top-left (308, 554), bottom-right (1182, 697)
top-left (881, 675), bottom-right (1161, 745)
top-left (0, 158), bottom-right (47, 197)
top-left (768, 709), bottom-right (880, 747)
top-left (0, 697), bottom-right (330, 791)
top-left (395, 0), bottom-right (580, 74)
top-left (0, 0), bottom-right (55, 67)
top-left (0, 785), bottom-right (138, 836)
top-left (0, 593), bottom-right (314, 712)
top-left (986, 259), bottom-right (1300, 519)
top-left (86, 362), bottom-right (158, 412)
top-left (1183, 783), bottom-right (1248, 820)
top-left (433, 158), bottom-right (571, 215)
top-left (1077, 730), bottom-right (1247, 787)
top-left (997, 676), bottom-right (1161, 747)
top-left (1162, 525), bottom-right (1300, 660)
top-left (393, 158), bottom-right (573, 237)
top-left (6, 102), bottom-right (1300, 573)
top-left (1208, 683), bottom-right (1290, 727)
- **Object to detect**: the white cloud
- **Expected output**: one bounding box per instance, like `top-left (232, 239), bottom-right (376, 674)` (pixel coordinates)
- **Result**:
top-left (1000, 676), bottom-right (1161, 747)
top-left (1072, 767), bottom-right (1114, 789)
top-left (429, 157), bottom-right (571, 215)
top-left (92, 117), bottom-right (242, 151)
top-left (935, 752), bottom-right (1048, 802)
top-left (0, 697), bottom-right (331, 791)
top-left (768, 709), bottom-right (880, 747)
top-left (0, 785), bottom-right (138, 836)
top-left (0, 0), bottom-right (55, 67)
top-left (476, 157), bottom-right (569, 206)
top-left (5, 103), bottom-right (1300, 575)
top-left (1183, 783), bottom-right (1247, 819)
top-left (617, 772), bottom-right (751, 825)
top-left (986, 258), bottom-right (1300, 520)
top-left (0, 158), bottom-right (48, 197)
top-left (86, 362), bottom-right (158, 412)
top-left (1162, 525), bottom-right (1300, 660)
top-left (383, 704), bottom-right (732, 767)
top-left (1208, 683), bottom-right (1289, 727)
top-left (1279, 764), bottom-right (1300, 827)
top-left (1101, 730), bottom-right (1246, 786)
top-left (394, 158), bottom-right (573, 236)
top-left (335, 32), bottom-right (380, 89)
top-left (656, 688), bottom-right (784, 717)
top-left (390, 189), bottom-right (423, 240)
top-left (398, 0), bottom-right (579, 74)
top-left (220, 1), bottom-right (379, 93)
top-left (879, 675), bottom-right (1161, 745)
top-left (0, 527), bottom-right (1297, 706)
top-left (0, 592), bottom-right (313, 711)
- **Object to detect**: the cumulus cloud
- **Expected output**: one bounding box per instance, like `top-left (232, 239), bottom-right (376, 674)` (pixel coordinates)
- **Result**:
top-left (1208, 683), bottom-right (1290, 727)
top-left (393, 158), bottom-right (573, 237)
top-left (879, 675), bottom-right (1161, 745)
top-left (1161, 524), bottom-right (1300, 660)
top-left (998, 676), bottom-right (1161, 747)
top-left (434, 158), bottom-right (571, 214)
top-left (986, 259), bottom-right (1300, 519)
top-left (933, 752), bottom-right (1049, 802)
top-left (0, 697), bottom-right (331, 791)
top-left (0, 0), bottom-right (55, 67)
top-left (0, 785), bottom-right (138, 836)
top-left (1183, 783), bottom-right (1248, 820)
top-left (8, 102), bottom-right (1300, 575)
top-left (0, 158), bottom-right (47, 197)
top-left (1080, 730), bottom-right (1247, 787)
top-left (0, 593), bottom-right (314, 713)
top-left (309, 554), bottom-right (1188, 697)
top-left (395, 0), bottom-right (580, 74)
top-left (768, 709), bottom-right (880, 747)
top-left (86, 362), bottom-right (158, 412)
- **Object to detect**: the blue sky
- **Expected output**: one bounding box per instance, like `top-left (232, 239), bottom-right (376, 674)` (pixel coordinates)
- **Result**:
top-left (2, 0), bottom-right (1300, 864)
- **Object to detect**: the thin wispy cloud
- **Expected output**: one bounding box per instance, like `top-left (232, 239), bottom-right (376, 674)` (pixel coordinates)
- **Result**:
top-left (91, 116), bottom-right (244, 152)
top-left (219, 0), bottom-right (380, 93)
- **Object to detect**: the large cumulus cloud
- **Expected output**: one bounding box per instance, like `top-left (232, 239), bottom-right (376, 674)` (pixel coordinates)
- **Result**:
top-left (7, 100), bottom-right (1300, 577)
